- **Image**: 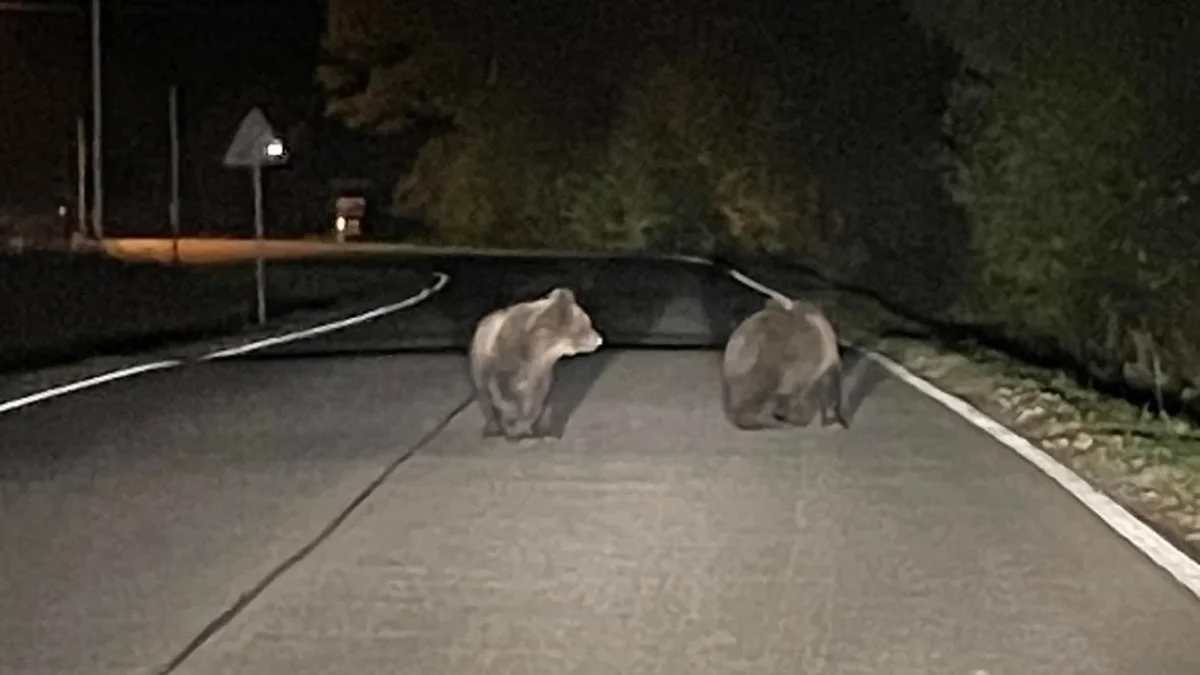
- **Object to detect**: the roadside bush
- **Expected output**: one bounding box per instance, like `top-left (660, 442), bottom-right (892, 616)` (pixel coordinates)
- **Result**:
top-left (942, 36), bottom-right (1200, 409)
top-left (1115, 175), bottom-right (1200, 407)
top-left (396, 50), bottom-right (849, 263)
top-left (369, 41), bottom-right (852, 278)
top-left (557, 135), bottom-right (680, 253)
top-left (392, 82), bottom-right (578, 249)
top-left (392, 126), bottom-right (505, 246)
top-left (566, 53), bottom-right (853, 263)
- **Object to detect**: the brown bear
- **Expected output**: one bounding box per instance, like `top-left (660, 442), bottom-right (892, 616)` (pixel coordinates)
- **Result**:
top-left (721, 295), bottom-right (847, 430)
top-left (468, 287), bottom-right (603, 440)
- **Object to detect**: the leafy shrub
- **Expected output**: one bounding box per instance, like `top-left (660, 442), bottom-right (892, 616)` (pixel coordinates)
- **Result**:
top-left (393, 83), bottom-right (581, 249)
top-left (942, 35), bottom-right (1200, 408)
top-left (558, 136), bottom-right (677, 252)
top-left (589, 54), bottom-right (851, 262)
top-left (944, 39), bottom-right (1149, 325)
top-left (323, 6), bottom-right (850, 268)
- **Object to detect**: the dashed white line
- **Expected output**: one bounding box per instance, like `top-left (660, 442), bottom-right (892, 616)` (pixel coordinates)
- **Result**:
top-left (0, 272), bottom-right (450, 415)
top-left (724, 266), bottom-right (1200, 604)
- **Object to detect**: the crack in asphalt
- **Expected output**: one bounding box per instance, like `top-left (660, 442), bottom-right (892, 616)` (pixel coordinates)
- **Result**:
top-left (150, 394), bottom-right (475, 675)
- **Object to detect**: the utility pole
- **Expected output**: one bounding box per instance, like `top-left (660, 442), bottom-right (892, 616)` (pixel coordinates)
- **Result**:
top-left (3, 0), bottom-right (296, 245)
top-left (0, 1), bottom-right (101, 239)
top-left (252, 162), bottom-right (266, 324)
top-left (169, 85), bottom-right (180, 264)
top-left (90, 0), bottom-right (104, 240)
top-left (76, 115), bottom-right (87, 241)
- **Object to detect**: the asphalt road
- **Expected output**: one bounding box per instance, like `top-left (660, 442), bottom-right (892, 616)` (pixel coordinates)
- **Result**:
top-left (2, 255), bottom-right (1199, 675)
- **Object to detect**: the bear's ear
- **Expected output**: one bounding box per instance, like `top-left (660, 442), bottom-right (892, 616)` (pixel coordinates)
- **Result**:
top-left (537, 287), bottom-right (576, 327)
top-left (546, 287), bottom-right (577, 305)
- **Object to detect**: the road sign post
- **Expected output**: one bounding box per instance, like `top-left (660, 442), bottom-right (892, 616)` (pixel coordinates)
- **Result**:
top-left (252, 163), bottom-right (265, 324)
top-left (222, 107), bottom-right (287, 326)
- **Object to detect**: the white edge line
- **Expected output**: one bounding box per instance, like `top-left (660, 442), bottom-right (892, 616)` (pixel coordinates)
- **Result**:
top-left (658, 253), bottom-right (716, 267)
top-left (0, 360), bottom-right (181, 414)
top-left (199, 272), bottom-right (451, 360)
top-left (723, 266), bottom-right (1200, 603)
top-left (726, 268), bottom-right (792, 305)
top-left (0, 272), bottom-right (451, 414)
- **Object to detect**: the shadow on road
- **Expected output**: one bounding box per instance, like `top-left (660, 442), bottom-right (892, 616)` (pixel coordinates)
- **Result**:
top-left (697, 263), bottom-right (892, 430)
top-left (531, 258), bottom-right (691, 439)
top-left (838, 347), bottom-right (891, 426)
top-left (470, 257), bottom-right (720, 440)
top-left (385, 256), bottom-right (692, 441)
top-left (537, 353), bottom-right (613, 438)
top-left (205, 255), bottom-right (749, 440)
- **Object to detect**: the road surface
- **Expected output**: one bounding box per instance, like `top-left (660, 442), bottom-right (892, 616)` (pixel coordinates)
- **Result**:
top-left (1, 255), bottom-right (1198, 675)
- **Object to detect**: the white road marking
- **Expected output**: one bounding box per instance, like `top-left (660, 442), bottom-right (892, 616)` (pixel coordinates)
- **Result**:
top-left (0, 360), bottom-right (182, 415)
top-left (199, 272), bottom-right (450, 360)
top-left (0, 272), bottom-right (450, 415)
top-left (725, 267), bottom-right (1200, 604)
top-left (725, 268), bottom-right (793, 305)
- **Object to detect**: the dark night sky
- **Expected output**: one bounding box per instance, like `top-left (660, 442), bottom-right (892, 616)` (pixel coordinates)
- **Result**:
top-left (0, 0), bottom-right (322, 219)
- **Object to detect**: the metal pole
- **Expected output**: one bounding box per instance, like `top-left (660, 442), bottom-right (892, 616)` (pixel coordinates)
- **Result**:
top-left (169, 85), bottom-right (180, 264)
top-left (252, 163), bottom-right (266, 325)
top-left (90, 0), bottom-right (103, 240)
top-left (76, 115), bottom-right (87, 242)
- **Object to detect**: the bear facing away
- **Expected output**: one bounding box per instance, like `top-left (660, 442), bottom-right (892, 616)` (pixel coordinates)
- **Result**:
top-left (721, 295), bottom-right (848, 431)
top-left (468, 287), bottom-right (604, 440)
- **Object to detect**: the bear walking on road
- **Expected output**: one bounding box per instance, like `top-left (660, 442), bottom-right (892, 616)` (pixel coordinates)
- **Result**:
top-left (468, 287), bottom-right (604, 440)
top-left (721, 294), bottom-right (848, 430)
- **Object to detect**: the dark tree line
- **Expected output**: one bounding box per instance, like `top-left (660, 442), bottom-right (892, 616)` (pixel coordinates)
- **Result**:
top-left (317, 0), bottom-right (874, 258)
top-left (319, 0), bottom-right (1200, 417)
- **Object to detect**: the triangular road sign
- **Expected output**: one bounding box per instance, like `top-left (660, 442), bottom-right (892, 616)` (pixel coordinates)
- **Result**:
top-left (223, 107), bottom-right (285, 168)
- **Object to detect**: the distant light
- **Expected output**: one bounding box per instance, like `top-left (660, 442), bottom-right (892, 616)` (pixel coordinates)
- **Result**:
top-left (57, 205), bottom-right (67, 217)
top-left (265, 138), bottom-right (285, 158)
top-left (335, 216), bottom-right (346, 232)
